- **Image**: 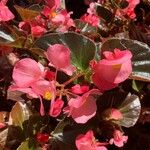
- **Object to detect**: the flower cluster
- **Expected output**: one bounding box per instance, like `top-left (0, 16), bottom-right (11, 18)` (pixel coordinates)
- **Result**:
top-left (0, 0), bottom-right (144, 149)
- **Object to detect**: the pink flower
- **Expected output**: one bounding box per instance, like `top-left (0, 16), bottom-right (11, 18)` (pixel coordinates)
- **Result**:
top-left (76, 130), bottom-right (107, 150)
top-left (64, 89), bottom-right (100, 124)
top-left (49, 98), bottom-right (64, 117)
top-left (103, 108), bottom-right (123, 121)
top-left (109, 130), bottom-right (128, 147)
top-left (31, 80), bottom-right (55, 100)
top-left (81, 14), bottom-right (100, 27)
top-left (87, 2), bottom-right (96, 15)
top-left (124, 0), bottom-right (140, 19)
top-left (109, 108), bottom-right (123, 120)
top-left (11, 58), bottom-right (45, 88)
top-left (0, 122), bottom-right (6, 129)
top-left (9, 58), bottom-right (56, 116)
top-left (116, 0), bottom-right (140, 19)
top-left (71, 84), bottom-right (89, 94)
top-left (45, 44), bottom-right (76, 76)
top-left (44, 0), bottom-right (61, 9)
top-left (51, 10), bottom-right (75, 32)
top-left (0, 1), bottom-right (14, 21)
top-left (31, 25), bottom-right (46, 37)
top-left (92, 49), bottom-right (132, 91)
top-left (45, 70), bottom-right (55, 81)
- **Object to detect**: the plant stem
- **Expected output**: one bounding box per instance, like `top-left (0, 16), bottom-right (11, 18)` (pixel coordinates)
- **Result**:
top-left (62, 72), bottom-right (84, 87)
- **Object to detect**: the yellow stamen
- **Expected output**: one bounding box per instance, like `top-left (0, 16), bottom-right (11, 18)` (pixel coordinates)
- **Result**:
top-left (44, 91), bottom-right (53, 100)
top-left (50, 11), bottom-right (57, 18)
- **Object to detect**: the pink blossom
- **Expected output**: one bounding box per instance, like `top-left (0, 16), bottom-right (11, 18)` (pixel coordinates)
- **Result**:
top-left (124, 0), bottom-right (140, 19)
top-left (76, 130), bottom-right (107, 150)
top-left (10, 79), bottom-right (56, 116)
top-left (42, 6), bottom-right (56, 19)
top-left (87, 2), bottom-right (96, 15)
top-left (71, 84), bottom-right (89, 94)
top-left (109, 108), bottom-right (123, 120)
top-left (9, 58), bottom-right (56, 116)
top-left (44, 0), bottom-right (61, 9)
top-left (64, 89), bottom-right (100, 124)
top-left (11, 58), bottom-right (45, 88)
top-left (103, 108), bottom-right (123, 121)
top-left (0, 1), bottom-right (14, 21)
top-left (42, 6), bottom-right (74, 32)
top-left (81, 14), bottom-right (100, 27)
top-left (45, 70), bottom-right (55, 81)
top-left (49, 98), bottom-right (64, 117)
top-left (31, 25), bottom-right (46, 37)
top-left (45, 44), bottom-right (76, 76)
top-left (109, 130), bottom-right (128, 147)
top-left (52, 10), bottom-right (75, 32)
top-left (116, 0), bottom-right (140, 19)
top-left (0, 122), bottom-right (6, 129)
top-left (92, 49), bottom-right (132, 91)
top-left (31, 80), bottom-right (55, 100)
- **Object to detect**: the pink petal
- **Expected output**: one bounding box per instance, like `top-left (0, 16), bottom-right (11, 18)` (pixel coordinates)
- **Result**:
top-left (9, 85), bottom-right (38, 98)
top-left (31, 25), bottom-right (46, 37)
top-left (110, 108), bottom-right (123, 120)
top-left (12, 58), bottom-right (44, 87)
top-left (70, 95), bottom-right (97, 123)
top-left (92, 71), bottom-right (118, 91)
top-left (44, 0), bottom-right (61, 9)
top-left (45, 44), bottom-right (75, 75)
top-left (0, 122), bottom-right (6, 129)
top-left (31, 80), bottom-right (56, 100)
top-left (39, 97), bottom-right (45, 116)
top-left (49, 98), bottom-right (64, 117)
top-left (92, 49), bottom-right (132, 91)
top-left (71, 84), bottom-right (89, 94)
top-left (0, 4), bottom-right (14, 21)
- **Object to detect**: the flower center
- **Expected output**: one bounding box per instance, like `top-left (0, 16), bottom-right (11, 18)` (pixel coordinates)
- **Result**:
top-left (50, 11), bottom-right (57, 18)
top-left (44, 91), bottom-right (53, 100)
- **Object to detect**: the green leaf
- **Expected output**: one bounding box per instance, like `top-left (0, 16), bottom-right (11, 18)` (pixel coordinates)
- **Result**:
top-left (100, 38), bottom-right (150, 82)
top-left (119, 94), bottom-right (141, 128)
top-left (0, 24), bottom-right (26, 48)
top-left (74, 19), bottom-right (98, 34)
top-left (52, 117), bottom-right (97, 145)
top-left (132, 80), bottom-right (145, 92)
top-left (97, 91), bottom-right (141, 128)
top-left (17, 139), bottom-right (40, 150)
top-left (34, 32), bottom-right (96, 71)
top-left (17, 140), bottom-right (30, 150)
top-left (95, 3), bottom-right (113, 23)
top-left (9, 102), bottom-right (31, 128)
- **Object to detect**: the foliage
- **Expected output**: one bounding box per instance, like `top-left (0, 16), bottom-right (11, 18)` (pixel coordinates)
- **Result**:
top-left (0, 0), bottom-right (150, 150)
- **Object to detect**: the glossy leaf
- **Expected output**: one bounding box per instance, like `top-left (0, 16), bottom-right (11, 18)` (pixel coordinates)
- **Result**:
top-left (14, 5), bottom-right (40, 21)
top-left (0, 24), bottom-right (15, 43)
top-left (17, 140), bottom-right (30, 150)
top-left (119, 94), bottom-right (141, 128)
top-left (9, 102), bottom-right (31, 128)
top-left (132, 80), bottom-right (145, 92)
top-left (0, 128), bottom-right (8, 149)
top-left (52, 117), bottom-right (96, 145)
top-left (95, 3), bottom-right (113, 23)
top-left (101, 38), bottom-right (150, 82)
top-left (17, 139), bottom-right (40, 150)
top-left (34, 32), bottom-right (96, 71)
top-left (0, 24), bottom-right (26, 48)
top-left (74, 19), bottom-right (97, 34)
